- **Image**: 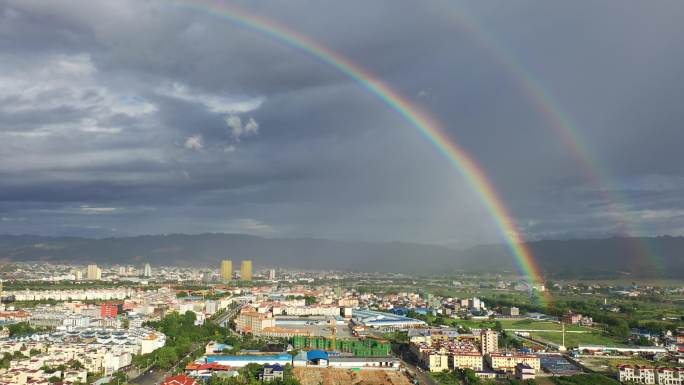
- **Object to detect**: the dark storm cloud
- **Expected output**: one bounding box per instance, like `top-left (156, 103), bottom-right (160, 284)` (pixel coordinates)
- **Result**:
top-left (1, 0), bottom-right (684, 244)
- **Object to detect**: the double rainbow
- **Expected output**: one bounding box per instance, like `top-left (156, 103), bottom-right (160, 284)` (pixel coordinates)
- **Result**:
top-left (177, 0), bottom-right (548, 301)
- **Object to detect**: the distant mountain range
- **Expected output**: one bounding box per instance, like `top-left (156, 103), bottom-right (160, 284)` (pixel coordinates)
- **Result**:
top-left (0, 234), bottom-right (682, 278)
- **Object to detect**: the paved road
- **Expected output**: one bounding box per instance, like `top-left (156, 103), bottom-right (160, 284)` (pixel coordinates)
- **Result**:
top-left (129, 343), bottom-right (201, 385)
top-left (401, 358), bottom-right (440, 385)
top-left (214, 303), bottom-right (244, 328)
top-left (129, 368), bottom-right (165, 385)
top-left (395, 343), bottom-right (440, 385)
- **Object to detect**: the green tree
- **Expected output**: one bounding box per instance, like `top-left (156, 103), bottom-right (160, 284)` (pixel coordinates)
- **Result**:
top-left (155, 347), bottom-right (179, 369)
top-left (67, 359), bottom-right (84, 369)
top-left (606, 320), bottom-right (630, 338)
top-left (7, 322), bottom-right (39, 337)
top-left (551, 373), bottom-right (620, 385)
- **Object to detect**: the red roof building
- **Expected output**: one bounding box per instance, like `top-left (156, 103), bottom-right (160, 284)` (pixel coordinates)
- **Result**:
top-left (161, 375), bottom-right (200, 385)
top-left (185, 362), bottom-right (232, 371)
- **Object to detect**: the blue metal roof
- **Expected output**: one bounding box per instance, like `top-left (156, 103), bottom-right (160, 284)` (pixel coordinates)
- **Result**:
top-left (207, 354), bottom-right (291, 363)
top-left (306, 350), bottom-right (329, 362)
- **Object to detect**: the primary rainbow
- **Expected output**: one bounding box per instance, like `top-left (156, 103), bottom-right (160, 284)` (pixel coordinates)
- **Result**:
top-left (175, 0), bottom-right (548, 301)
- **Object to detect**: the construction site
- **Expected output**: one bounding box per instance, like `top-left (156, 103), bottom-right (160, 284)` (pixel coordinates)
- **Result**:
top-left (292, 336), bottom-right (392, 356)
top-left (293, 367), bottom-right (414, 385)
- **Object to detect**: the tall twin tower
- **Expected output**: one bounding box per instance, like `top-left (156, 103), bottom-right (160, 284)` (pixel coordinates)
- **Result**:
top-left (221, 259), bottom-right (252, 281)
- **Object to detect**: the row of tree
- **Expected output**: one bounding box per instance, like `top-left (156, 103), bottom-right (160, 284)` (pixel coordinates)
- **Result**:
top-left (432, 368), bottom-right (537, 385)
top-left (208, 363), bottom-right (301, 385)
top-left (132, 311), bottom-right (225, 370)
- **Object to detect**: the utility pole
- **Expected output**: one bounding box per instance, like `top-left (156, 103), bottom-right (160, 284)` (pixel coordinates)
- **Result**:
top-left (562, 322), bottom-right (565, 348)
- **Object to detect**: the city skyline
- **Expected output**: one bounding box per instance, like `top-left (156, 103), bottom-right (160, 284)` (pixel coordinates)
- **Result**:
top-left (1, 2), bottom-right (683, 385)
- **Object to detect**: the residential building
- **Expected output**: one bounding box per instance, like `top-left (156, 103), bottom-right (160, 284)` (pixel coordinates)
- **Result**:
top-left (487, 353), bottom-right (540, 373)
top-left (452, 352), bottom-right (483, 371)
top-left (563, 312), bottom-right (595, 327)
top-left (235, 307), bottom-right (275, 334)
top-left (87, 264), bottom-right (102, 280)
top-left (618, 365), bottom-right (683, 385)
top-left (162, 374), bottom-right (200, 385)
top-left (502, 307), bottom-right (519, 316)
top-left (221, 260), bottom-right (233, 281)
top-left (240, 260), bottom-right (253, 281)
top-left (101, 303), bottom-right (119, 318)
top-left (258, 364), bottom-right (284, 382)
top-left (426, 353), bottom-right (449, 372)
top-left (480, 329), bottom-right (498, 355)
top-left (516, 364), bottom-right (536, 380)
top-left (656, 367), bottom-right (684, 384)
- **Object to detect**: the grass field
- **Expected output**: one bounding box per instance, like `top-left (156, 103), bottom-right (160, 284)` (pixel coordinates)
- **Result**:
top-left (450, 318), bottom-right (588, 332)
top-left (576, 357), bottom-right (657, 374)
top-left (528, 331), bottom-right (624, 347)
top-left (443, 318), bottom-right (622, 348)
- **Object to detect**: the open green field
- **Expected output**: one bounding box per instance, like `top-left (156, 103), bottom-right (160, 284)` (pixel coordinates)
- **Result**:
top-left (441, 318), bottom-right (622, 348)
top-left (569, 278), bottom-right (684, 287)
top-left (529, 330), bottom-right (624, 347)
top-left (450, 318), bottom-right (588, 332)
top-left (576, 357), bottom-right (659, 374)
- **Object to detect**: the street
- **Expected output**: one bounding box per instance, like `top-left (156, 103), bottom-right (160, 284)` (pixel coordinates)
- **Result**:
top-left (395, 343), bottom-right (439, 385)
top-left (213, 303), bottom-right (244, 329)
top-left (401, 359), bottom-right (439, 385)
top-left (128, 343), bottom-right (200, 385)
top-left (129, 368), bottom-right (165, 385)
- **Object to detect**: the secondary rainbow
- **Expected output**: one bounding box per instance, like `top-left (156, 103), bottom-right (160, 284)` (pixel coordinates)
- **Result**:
top-left (175, 0), bottom-right (548, 299)
top-left (432, 0), bottom-right (661, 272)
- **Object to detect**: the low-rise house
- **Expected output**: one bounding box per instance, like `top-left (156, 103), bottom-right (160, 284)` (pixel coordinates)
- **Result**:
top-left (258, 364), bottom-right (285, 382)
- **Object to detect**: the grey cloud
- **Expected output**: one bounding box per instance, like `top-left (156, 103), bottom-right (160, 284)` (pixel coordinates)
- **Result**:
top-left (1, 0), bottom-right (684, 245)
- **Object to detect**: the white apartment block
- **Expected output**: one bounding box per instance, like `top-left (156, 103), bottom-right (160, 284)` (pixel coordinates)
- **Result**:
top-left (0, 342), bottom-right (134, 384)
top-left (7, 288), bottom-right (135, 302)
top-left (619, 365), bottom-right (683, 385)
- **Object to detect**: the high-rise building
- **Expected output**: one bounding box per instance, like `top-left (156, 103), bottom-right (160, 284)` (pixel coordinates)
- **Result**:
top-left (480, 329), bottom-right (499, 355)
top-left (221, 260), bottom-right (233, 281)
top-left (240, 260), bottom-right (253, 281)
top-left (118, 266), bottom-right (127, 277)
top-left (268, 268), bottom-right (276, 280)
top-left (87, 264), bottom-right (102, 280)
top-left (143, 263), bottom-right (152, 277)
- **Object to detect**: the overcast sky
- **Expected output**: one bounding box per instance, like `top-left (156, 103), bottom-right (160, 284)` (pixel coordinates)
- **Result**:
top-left (1, 0), bottom-right (683, 245)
